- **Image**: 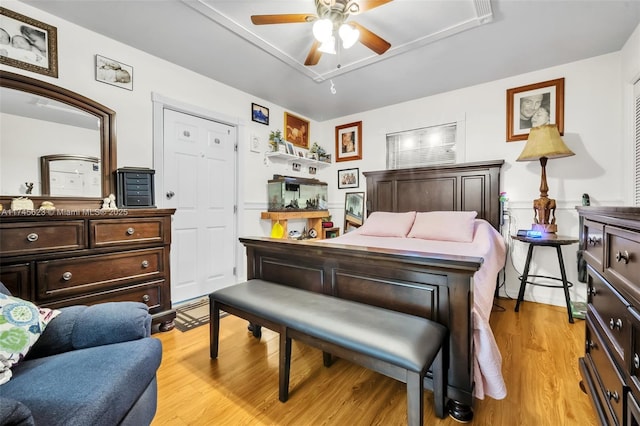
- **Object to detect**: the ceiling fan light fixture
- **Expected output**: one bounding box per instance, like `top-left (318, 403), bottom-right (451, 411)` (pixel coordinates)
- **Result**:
top-left (312, 18), bottom-right (333, 42)
top-left (339, 23), bottom-right (359, 49)
top-left (318, 36), bottom-right (337, 54)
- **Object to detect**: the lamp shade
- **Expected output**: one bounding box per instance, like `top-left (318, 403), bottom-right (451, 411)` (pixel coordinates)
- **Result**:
top-left (516, 124), bottom-right (574, 162)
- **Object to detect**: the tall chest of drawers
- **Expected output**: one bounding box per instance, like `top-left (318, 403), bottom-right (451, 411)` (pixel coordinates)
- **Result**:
top-left (577, 207), bottom-right (640, 425)
top-left (0, 208), bottom-right (176, 331)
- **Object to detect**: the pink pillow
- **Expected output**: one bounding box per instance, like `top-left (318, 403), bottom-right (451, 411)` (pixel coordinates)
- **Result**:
top-left (408, 211), bottom-right (478, 242)
top-left (358, 211), bottom-right (416, 237)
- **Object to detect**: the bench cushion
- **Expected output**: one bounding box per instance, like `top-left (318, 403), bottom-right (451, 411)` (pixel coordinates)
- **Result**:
top-left (211, 280), bottom-right (446, 372)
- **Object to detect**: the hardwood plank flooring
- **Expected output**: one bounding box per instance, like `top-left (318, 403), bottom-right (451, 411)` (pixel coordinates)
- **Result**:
top-left (152, 298), bottom-right (597, 425)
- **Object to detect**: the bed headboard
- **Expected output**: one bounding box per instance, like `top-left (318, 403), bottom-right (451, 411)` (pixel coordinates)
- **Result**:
top-left (363, 160), bottom-right (505, 230)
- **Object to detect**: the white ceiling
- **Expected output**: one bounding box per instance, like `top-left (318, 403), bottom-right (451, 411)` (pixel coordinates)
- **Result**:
top-left (23, 0), bottom-right (640, 121)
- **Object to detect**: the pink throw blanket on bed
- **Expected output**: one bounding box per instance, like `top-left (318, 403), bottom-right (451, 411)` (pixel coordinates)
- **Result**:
top-left (324, 219), bottom-right (507, 400)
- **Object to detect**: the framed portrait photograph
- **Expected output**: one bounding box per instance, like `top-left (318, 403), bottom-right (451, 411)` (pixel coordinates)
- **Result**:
top-left (251, 103), bottom-right (269, 125)
top-left (506, 78), bottom-right (564, 142)
top-left (284, 112), bottom-right (309, 148)
top-left (95, 55), bottom-right (133, 90)
top-left (0, 7), bottom-right (58, 77)
top-left (335, 121), bottom-right (362, 162)
top-left (285, 141), bottom-right (295, 156)
top-left (344, 191), bottom-right (365, 232)
top-left (338, 167), bottom-right (359, 189)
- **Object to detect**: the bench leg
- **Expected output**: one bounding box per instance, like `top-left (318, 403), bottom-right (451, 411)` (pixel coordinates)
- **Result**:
top-left (279, 328), bottom-right (292, 402)
top-left (322, 351), bottom-right (334, 367)
top-left (431, 349), bottom-right (445, 419)
top-left (210, 298), bottom-right (220, 359)
top-left (406, 371), bottom-right (424, 426)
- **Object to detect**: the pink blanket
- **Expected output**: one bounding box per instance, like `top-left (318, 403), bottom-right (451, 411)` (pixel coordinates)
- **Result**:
top-left (324, 219), bottom-right (507, 400)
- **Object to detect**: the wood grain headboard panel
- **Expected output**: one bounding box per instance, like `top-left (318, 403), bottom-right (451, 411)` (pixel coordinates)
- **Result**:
top-left (363, 160), bottom-right (504, 230)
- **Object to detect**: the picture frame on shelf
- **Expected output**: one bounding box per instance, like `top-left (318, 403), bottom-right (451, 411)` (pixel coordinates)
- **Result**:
top-left (95, 54), bottom-right (133, 90)
top-left (0, 7), bottom-right (58, 77)
top-left (338, 168), bottom-right (359, 189)
top-left (335, 121), bottom-right (362, 162)
top-left (285, 141), bottom-right (295, 155)
top-left (251, 103), bottom-right (269, 125)
top-left (296, 148), bottom-right (306, 158)
top-left (284, 112), bottom-right (309, 148)
top-left (506, 78), bottom-right (564, 142)
top-left (309, 166), bottom-right (317, 175)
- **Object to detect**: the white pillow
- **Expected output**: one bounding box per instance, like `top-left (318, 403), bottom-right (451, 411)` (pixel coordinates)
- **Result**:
top-left (0, 294), bottom-right (60, 385)
top-left (358, 211), bottom-right (416, 237)
top-left (408, 211), bottom-right (478, 242)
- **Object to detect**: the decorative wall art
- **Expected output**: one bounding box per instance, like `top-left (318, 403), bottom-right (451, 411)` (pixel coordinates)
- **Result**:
top-left (95, 54), bottom-right (133, 90)
top-left (284, 112), bottom-right (309, 148)
top-left (338, 168), bottom-right (359, 189)
top-left (0, 7), bottom-right (58, 77)
top-left (251, 103), bottom-right (269, 125)
top-left (335, 121), bottom-right (362, 162)
top-left (506, 78), bottom-right (564, 142)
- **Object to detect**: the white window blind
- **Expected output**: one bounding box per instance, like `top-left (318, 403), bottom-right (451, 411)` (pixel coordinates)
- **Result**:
top-left (386, 123), bottom-right (457, 170)
top-left (635, 79), bottom-right (640, 206)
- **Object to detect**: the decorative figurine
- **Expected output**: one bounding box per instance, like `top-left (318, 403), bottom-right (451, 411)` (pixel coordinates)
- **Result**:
top-left (102, 194), bottom-right (118, 210)
top-left (25, 182), bottom-right (34, 194)
top-left (39, 201), bottom-right (55, 210)
top-left (11, 197), bottom-right (34, 210)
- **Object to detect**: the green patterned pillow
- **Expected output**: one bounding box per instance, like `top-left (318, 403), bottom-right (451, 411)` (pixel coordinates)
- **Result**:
top-left (0, 293), bottom-right (60, 385)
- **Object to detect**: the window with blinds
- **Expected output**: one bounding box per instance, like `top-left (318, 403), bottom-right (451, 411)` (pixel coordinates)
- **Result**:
top-left (635, 79), bottom-right (640, 206)
top-left (386, 123), bottom-right (457, 169)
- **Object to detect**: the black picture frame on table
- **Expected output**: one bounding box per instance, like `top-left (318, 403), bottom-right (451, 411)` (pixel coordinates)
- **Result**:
top-left (251, 103), bottom-right (269, 125)
top-left (338, 168), bottom-right (359, 189)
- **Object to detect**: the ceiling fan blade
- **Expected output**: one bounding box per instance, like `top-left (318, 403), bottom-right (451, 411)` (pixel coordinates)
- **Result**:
top-left (304, 41), bottom-right (323, 66)
top-left (251, 14), bottom-right (315, 25)
top-left (352, 22), bottom-right (391, 55)
top-left (352, 0), bottom-right (393, 14)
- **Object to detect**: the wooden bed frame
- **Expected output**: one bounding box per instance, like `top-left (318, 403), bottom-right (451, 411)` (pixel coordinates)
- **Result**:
top-left (239, 159), bottom-right (504, 421)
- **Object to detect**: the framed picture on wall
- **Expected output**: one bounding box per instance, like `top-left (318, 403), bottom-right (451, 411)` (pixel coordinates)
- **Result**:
top-left (506, 78), bottom-right (564, 142)
top-left (284, 112), bottom-right (309, 148)
top-left (251, 103), bottom-right (269, 125)
top-left (335, 121), bottom-right (362, 162)
top-left (95, 55), bottom-right (133, 90)
top-left (338, 168), bottom-right (359, 189)
top-left (344, 191), bottom-right (365, 232)
top-left (0, 7), bottom-right (58, 77)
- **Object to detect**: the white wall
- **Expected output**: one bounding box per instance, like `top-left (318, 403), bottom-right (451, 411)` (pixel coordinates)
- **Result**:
top-left (2, 1), bottom-right (638, 308)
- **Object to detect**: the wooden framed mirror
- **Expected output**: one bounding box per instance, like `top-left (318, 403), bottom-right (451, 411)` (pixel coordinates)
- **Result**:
top-left (0, 70), bottom-right (116, 209)
top-left (344, 191), bottom-right (364, 233)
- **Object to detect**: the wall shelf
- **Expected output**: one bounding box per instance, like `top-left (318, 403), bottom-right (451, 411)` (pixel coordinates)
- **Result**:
top-left (265, 152), bottom-right (331, 169)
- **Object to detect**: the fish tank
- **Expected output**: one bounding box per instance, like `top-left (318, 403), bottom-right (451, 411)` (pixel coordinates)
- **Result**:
top-left (267, 175), bottom-right (328, 211)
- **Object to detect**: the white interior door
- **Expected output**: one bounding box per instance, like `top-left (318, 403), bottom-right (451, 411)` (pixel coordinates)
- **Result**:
top-left (163, 108), bottom-right (236, 303)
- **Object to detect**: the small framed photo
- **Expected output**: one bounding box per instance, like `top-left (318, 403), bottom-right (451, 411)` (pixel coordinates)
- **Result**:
top-left (95, 54), bottom-right (133, 90)
top-left (335, 121), bottom-right (362, 162)
top-left (506, 78), bottom-right (564, 142)
top-left (338, 168), bottom-right (359, 189)
top-left (251, 103), bottom-right (269, 125)
top-left (285, 141), bottom-right (295, 156)
top-left (285, 112), bottom-right (310, 148)
top-left (292, 162), bottom-right (301, 172)
top-left (308, 166), bottom-right (317, 175)
top-left (0, 7), bottom-right (58, 77)
top-left (296, 148), bottom-right (306, 158)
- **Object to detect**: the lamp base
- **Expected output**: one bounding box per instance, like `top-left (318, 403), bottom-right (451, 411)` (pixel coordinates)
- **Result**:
top-left (532, 223), bottom-right (557, 234)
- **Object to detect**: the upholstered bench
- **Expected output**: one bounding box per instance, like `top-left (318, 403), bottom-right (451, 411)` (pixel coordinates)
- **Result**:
top-left (209, 280), bottom-right (447, 426)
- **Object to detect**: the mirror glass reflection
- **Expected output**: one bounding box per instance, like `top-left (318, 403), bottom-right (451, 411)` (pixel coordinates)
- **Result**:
top-left (0, 86), bottom-right (101, 197)
top-left (344, 192), bottom-right (365, 233)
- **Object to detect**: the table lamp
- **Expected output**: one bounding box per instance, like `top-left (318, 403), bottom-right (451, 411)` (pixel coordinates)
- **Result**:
top-left (516, 124), bottom-right (574, 233)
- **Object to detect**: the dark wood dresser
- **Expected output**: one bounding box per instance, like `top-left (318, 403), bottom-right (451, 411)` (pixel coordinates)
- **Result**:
top-left (577, 206), bottom-right (640, 425)
top-left (0, 208), bottom-right (176, 331)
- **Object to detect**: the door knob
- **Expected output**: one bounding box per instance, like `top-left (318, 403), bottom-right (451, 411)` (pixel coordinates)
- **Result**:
top-left (166, 191), bottom-right (175, 199)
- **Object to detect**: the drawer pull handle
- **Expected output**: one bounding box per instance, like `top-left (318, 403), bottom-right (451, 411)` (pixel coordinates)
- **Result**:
top-left (609, 318), bottom-right (623, 330)
top-left (588, 286), bottom-right (597, 296)
top-left (586, 340), bottom-right (597, 351)
top-left (26, 233), bottom-right (39, 242)
top-left (126, 227), bottom-right (135, 236)
top-left (141, 260), bottom-right (149, 268)
top-left (62, 272), bottom-right (72, 281)
top-left (606, 390), bottom-right (620, 403)
top-left (615, 250), bottom-right (630, 264)
top-left (588, 236), bottom-right (601, 245)
top-left (142, 294), bottom-right (150, 303)
top-left (635, 354), bottom-right (640, 370)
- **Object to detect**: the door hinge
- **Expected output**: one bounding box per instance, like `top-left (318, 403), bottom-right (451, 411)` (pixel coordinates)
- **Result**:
top-left (233, 267), bottom-right (236, 276)
top-left (234, 143), bottom-right (238, 152)
top-left (233, 205), bottom-right (237, 214)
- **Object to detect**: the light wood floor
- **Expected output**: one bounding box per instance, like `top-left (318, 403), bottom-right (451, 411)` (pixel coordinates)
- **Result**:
top-left (152, 298), bottom-right (597, 425)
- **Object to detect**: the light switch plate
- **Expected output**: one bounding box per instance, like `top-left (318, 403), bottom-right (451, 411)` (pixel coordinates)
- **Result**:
top-left (250, 135), bottom-right (261, 153)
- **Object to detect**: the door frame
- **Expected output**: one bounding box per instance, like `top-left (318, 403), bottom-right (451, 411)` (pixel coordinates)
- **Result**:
top-left (151, 92), bottom-right (245, 291)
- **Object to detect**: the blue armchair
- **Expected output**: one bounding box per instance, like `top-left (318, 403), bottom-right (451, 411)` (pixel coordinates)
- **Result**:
top-left (0, 283), bottom-right (162, 426)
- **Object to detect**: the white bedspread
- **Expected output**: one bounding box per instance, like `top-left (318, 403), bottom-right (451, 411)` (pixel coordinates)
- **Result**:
top-left (323, 219), bottom-right (507, 400)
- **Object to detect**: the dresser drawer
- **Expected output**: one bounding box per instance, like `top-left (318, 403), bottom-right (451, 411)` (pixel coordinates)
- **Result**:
top-left (605, 226), bottom-right (640, 301)
top-left (90, 218), bottom-right (167, 248)
top-left (586, 314), bottom-right (625, 425)
top-left (589, 266), bottom-right (631, 364)
top-left (627, 307), bottom-right (640, 400)
top-left (584, 219), bottom-right (605, 271)
top-left (0, 263), bottom-right (31, 300)
top-left (36, 248), bottom-right (165, 301)
top-left (0, 221), bottom-right (85, 256)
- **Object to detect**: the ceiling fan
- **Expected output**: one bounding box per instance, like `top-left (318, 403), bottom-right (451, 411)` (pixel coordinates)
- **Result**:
top-left (250, 0), bottom-right (392, 66)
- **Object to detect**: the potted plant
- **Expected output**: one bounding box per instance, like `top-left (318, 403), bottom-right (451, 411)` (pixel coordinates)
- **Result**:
top-left (269, 130), bottom-right (283, 152)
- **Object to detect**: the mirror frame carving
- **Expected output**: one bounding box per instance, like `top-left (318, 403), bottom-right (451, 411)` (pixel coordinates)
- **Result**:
top-left (0, 70), bottom-right (117, 209)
